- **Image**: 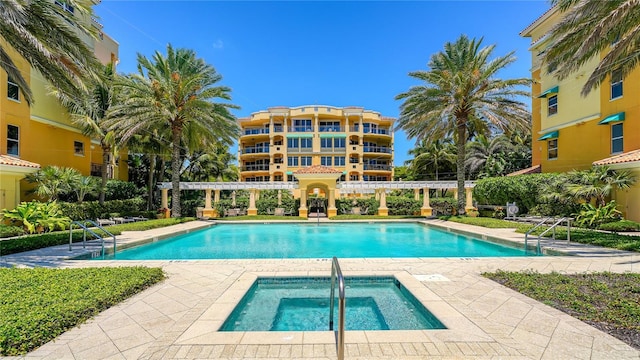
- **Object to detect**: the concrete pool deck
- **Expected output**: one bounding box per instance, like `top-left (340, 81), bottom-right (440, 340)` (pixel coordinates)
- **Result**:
top-left (2, 219), bottom-right (639, 359)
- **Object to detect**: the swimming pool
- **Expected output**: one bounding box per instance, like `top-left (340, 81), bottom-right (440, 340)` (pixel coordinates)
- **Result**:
top-left (220, 277), bottom-right (446, 331)
top-left (98, 223), bottom-right (530, 260)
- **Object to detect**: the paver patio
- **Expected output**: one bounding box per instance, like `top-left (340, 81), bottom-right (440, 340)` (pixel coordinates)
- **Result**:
top-left (1, 220), bottom-right (639, 359)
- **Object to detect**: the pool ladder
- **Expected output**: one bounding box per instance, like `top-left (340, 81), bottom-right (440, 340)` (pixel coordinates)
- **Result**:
top-left (524, 217), bottom-right (572, 255)
top-left (329, 256), bottom-right (345, 360)
top-left (69, 220), bottom-right (116, 258)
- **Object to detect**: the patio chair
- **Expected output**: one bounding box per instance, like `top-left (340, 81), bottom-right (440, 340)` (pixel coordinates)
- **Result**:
top-left (130, 216), bottom-right (149, 222)
top-left (96, 218), bottom-right (115, 226)
top-left (112, 217), bottom-right (135, 224)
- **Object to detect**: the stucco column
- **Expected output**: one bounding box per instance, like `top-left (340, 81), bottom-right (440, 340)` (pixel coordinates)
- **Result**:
top-left (414, 188), bottom-right (420, 201)
top-left (248, 189), bottom-right (258, 216)
top-left (299, 188), bottom-right (308, 218)
top-left (255, 190), bottom-right (260, 201)
top-left (327, 189), bottom-right (337, 217)
top-left (161, 188), bottom-right (169, 209)
top-left (214, 189), bottom-right (220, 203)
top-left (204, 189), bottom-right (212, 209)
top-left (377, 188), bottom-right (388, 216)
top-left (277, 190), bottom-right (282, 206)
top-left (421, 187), bottom-right (432, 216)
top-left (465, 187), bottom-right (474, 213)
top-left (231, 190), bottom-right (236, 206)
top-left (375, 189), bottom-right (380, 201)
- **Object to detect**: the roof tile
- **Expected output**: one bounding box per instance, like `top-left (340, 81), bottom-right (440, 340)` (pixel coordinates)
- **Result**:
top-left (294, 165), bottom-right (342, 174)
top-left (593, 149), bottom-right (640, 166)
top-left (0, 154), bottom-right (40, 169)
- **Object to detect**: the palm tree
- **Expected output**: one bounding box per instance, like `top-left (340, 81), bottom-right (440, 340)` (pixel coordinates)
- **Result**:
top-left (407, 139), bottom-right (456, 181)
top-left (396, 35), bottom-right (531, 213)
top-left (25, 166), bottom-right (78, 201)
top-left (184, 143), bottom-right (238, 182)
top-left (465, 134), bottom-right (512, 178)
top-left (0, 0), bottom-right (99, 104)
top-left (566, 166), bottom-right (637, 207)
top-left (107, 44), bottom-right (240, 217)
top-left (53, 63), bottom-right (118, 204)
top-left (544, 0), bottom-right (640, 96)
top-left (126, 129), bottom-right (171, 210)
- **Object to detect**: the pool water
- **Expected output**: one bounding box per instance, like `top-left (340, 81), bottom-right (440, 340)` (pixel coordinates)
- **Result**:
top-left (220, 277), bottom-right (446, 331)
top-left (98, 223), bottom-right (529, 260)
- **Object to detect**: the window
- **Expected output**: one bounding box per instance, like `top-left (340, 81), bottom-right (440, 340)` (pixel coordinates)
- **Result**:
top-left (300, 138), bottom-right (312, 149)
top-left (321, 156), bottom-right (332, 166)
top-left (350, 174), bottom-right (359, 181)
top-left (7, 78), bottom-right (19, 101)
top-left (287, 156), bottom-right (298, 166)
top-left (349, 156), bottom-right (359, 164)
top-left (334, 156), bottom-right (345, 166)
top-left (334, 138), bottom-right (345, 148)
top-left (293, 119), bottom-right (312, 132)
top-left (287, 175), bottom-right (296, 182)
top-left (7, 125), bottom-right (19, 156)
top-left (287, 138), bottom-right (299, 148)
top-left (321, 138), bottom-right (332, 149)
top-left (612, 123), bottom-right (623, 153)
top-left (301, 156), bottom-right (312, 166)
top-left (548, 139), bottom-right (558, 160)
top-left (74, 141), bottom-right (84, 156)
top-left (548, 95), bottom-right (558, 116)
top-left (611, 68), bottom-right (623, 99)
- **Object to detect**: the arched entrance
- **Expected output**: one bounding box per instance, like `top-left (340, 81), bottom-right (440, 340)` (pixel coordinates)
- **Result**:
top-left (294, 165), bottom-right (342, 218)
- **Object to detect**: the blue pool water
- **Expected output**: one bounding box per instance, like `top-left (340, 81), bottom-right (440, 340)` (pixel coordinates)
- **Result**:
top-left (220, 277), bottom-right (446, 331)
top-left (99, 223), bottom-right (529, 260)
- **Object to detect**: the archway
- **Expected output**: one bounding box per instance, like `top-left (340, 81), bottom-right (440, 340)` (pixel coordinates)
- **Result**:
top-left (293, 165), bottom-right (342, 218)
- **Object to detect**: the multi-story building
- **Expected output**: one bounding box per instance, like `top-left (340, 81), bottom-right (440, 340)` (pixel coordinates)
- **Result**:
top-left (521, 6), bottom-right (640, 221)
top-left (238, 105), bottom-right (395, 185)
top-left (1, 1), bottom-right (124, 209)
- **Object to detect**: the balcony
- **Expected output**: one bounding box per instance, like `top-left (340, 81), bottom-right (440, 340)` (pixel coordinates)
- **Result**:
top-left (241, 164), bottom-right (270, 172)
top-left (288, 147), bottom-right (313, 153)
top-left (363, 127), bottom-right (391, 135)
top-left (363, 164), bottom-right (392, 171)
top-left (241, 146), bottom-right (270, 154)
top-left (318, 126), bottom-right (344, 132)
top-left (363, 146), bottom-right (392, 154)
top-left (242, 128), bottom-right (269, 136)
top-left (320, 147), bottom-right (346, 153)
top-left (288, 126), bottom-right (314, 132)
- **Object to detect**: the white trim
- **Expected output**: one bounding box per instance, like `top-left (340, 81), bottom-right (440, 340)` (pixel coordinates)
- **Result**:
top-left (0, 164), bottom-right (39, 175)
top-left (605, 161), bottom-right (640, 170)
top-left (539, 113), bottom-right (601, 134)
top-left (30, 115), bottom-right (83, 134)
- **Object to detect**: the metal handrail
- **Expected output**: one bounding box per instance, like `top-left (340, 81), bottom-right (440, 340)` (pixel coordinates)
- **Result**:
top-left (525, 217), bottom-right (552, 254)
top-left (329, 256), bottom-right (345, 360)
top-left (69, 220), bottom-right (116, 258)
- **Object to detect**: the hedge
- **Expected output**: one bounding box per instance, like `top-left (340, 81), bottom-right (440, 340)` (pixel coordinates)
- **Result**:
top-left (58, 198), bottom-right (146, 220)
top-left (386, 196), bottom-right (421, 215)
top-left (0, 267), bottom-right (164, 355)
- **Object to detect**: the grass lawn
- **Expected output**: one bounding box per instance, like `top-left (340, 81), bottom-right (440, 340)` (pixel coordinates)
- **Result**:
top-left (330, 215), bottom-right (424, 220)
top-left (0, 267), bottom-right (164, 356)
top-left (442, 216), bottom-right (640, 252)
top-left (484, 271), bottom-right (640, 350)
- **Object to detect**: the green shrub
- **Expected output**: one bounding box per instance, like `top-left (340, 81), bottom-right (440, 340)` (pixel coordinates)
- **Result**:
top-left (335, 197), bottom-right (379, 215)
top-left (58, 198), bottom-right (145, 220)
top-left (0, 267), bottom-right (164, 355)
top-left (1, 201), bottom-right (70, 233)
top-left (575, 201), bottom-right (622, 229)
top-left (0, 225), bottom-right (24, 238)
top-left (597, 220), bottom-right (640, 232)
top-left (386, 196), bottom-right (421, 215)
top-left (474, 173), bottom-right (577, 215)
top-left (105, 180), bottom-right (145, 200)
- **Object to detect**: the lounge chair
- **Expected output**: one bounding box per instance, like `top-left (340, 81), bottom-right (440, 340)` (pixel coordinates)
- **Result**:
top-left (96, 218), bottom-right (115, 226)
top-left (130, 216), bottom-right (149, 222)
top-left (112, 217), bottom-right (135, 224)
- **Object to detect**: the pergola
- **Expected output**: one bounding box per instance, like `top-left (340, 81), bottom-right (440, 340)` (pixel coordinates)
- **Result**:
top-left (158, 170), bottom-right (475, 218)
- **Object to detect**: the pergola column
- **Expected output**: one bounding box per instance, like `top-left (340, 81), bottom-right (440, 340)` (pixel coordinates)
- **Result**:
top-left (160, 188), bottom-right (170, 218)
top-left (375, 189), bottom-right (380, 201)
top-left (377, 188), bottom-right (388, 216)
top-left (298, 187), bottom-right (308, 218)
top-left (465, 187), bottom-right (474, 213)
top-left (277, 190), bottom-right (282, 205)
top-left (421, 187), bottom-right (432, 217)
top-left (414, 188), bottom-right (420, 201)
top-left (327, 189), bottom-right (337, 217)
top-left (248, 189), bottom-right (258, 216)
top-left (204, 189), bottom-right (212, 209)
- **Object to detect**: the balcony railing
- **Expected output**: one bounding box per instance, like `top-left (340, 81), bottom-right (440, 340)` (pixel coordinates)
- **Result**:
top-left (363, 146), bottom-right (392, 154)
top-left (288, 147), bottom-right (313, 153)
top-left (243, 128), bottom-right (269, 135)
top-left (363, 127), bottom-right (391, 135)
top-left (363, 164), bottom-right (392, 171)
top-left (241, 146), bottom-right (270, 154)
top-left (273, 126), bottom-right (284, 133)
top-left (288, 126), bottom-right (314, 132)
top-left (241, 164), bottom-right (270, 171)
top-left (319, 126), bottom-right (344, 132)
top-left (320, 147), bottom-right (346, 153)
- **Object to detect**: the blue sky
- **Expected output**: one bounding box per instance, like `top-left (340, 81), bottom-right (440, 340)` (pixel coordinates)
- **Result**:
top-left (96, 0), bottom-right (550, 166)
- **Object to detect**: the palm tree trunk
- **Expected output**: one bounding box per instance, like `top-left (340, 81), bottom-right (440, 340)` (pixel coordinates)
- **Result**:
top-left (147, 153), bottom-right (156, 211)
top-left (99, 144), bottom-right (110, 205)
top-left (171, 127), bottom-right (182, 217)
top-left (456, 120), bottom-right (467, 214)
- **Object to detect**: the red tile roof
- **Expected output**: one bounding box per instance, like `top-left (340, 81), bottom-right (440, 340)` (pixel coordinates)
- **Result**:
top-left (0, 154), bottom-right (40, 168)
top-left (294, 165), bottom-right (342, 174)
top-left (507, 165), bottom-right (541, 176)
top-left (593, 149), bottom-right (640, 166)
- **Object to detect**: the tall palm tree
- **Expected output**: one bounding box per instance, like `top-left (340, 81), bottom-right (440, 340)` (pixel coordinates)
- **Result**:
top-left (127, 129), bottom-right (171, 210)
top-left (544, 0), bottom-right (640, 96)
top-left (0, 0), bottom-right (99, 104)
top-left (407, 139), bottom-right (456, 181)
top-left (53, 63), bottom-right (118, 204)
top-left (107, 44), bottom-right (240, 217)
top-left (465, 134), bottom-right (512, 178)
top-left (396, 35), bottom-right (530, 213)
top-left (184, 143), bottom-right (238, 182)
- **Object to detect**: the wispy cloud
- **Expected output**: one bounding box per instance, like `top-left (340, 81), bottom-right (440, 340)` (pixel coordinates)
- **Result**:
top-left (212, 39), bottom-right (224, 49)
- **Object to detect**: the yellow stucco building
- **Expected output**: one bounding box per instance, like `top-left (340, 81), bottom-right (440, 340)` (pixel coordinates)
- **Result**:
top-left (0, 2), bottom-right (125, 210)
top-left (238, 105), bottom-right (395, 203)
top-left (521, 6), bottom-right (640, 222)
